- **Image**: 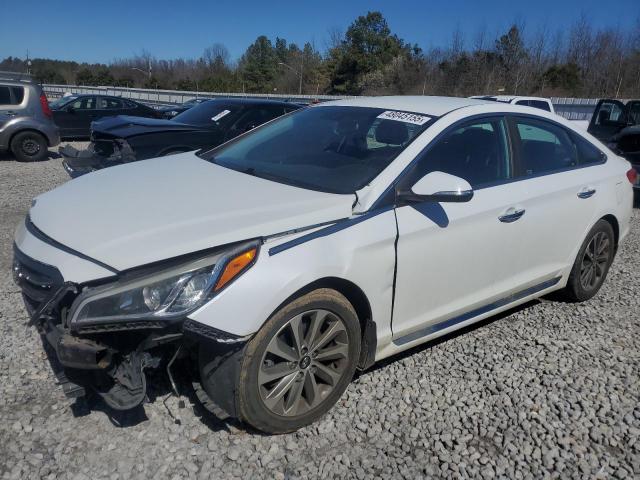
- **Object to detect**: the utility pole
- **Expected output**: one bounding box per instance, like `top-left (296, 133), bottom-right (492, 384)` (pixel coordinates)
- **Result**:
top-left (278, 61), bottom-right (303, 95)
top-left (26, 50), bottom-right (31, 75)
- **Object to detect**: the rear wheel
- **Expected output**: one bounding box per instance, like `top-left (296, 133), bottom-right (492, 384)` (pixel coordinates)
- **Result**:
top-left (237, 289), bottom-right (361, 433)
top-left (559, 220), bottom-right (615, 302)
top-left (10, 131), bottom-right (48, 162)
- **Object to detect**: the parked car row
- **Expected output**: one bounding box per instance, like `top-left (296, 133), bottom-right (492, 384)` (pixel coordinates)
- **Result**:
top-left (13, 94), bottom-right (636, 433)
top-left (60, 98), bottom-right (302, 177)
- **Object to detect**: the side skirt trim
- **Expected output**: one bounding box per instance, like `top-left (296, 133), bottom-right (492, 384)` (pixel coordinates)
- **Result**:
top-left (393, 276), bottom-right (561, 346)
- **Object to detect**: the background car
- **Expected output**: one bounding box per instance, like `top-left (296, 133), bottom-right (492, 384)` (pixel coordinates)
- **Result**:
top-left (157, 97), bottom-right (211, 119)
top-left (0, 71), bottom-right (59, 161)
top-left (587, 98), bottom-right (640, 191)
top-left (470, 95), bottom-right (555, 113)
top-left (51, 94), bottom-right (160, 139)
top-left (60, 98), bottom-right (303, 176)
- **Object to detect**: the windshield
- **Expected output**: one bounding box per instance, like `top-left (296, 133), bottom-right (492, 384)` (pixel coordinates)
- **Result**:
top-left (173, 101), bottom-right (235, 126)
top-left (200, 105), bottom-right (433, 194)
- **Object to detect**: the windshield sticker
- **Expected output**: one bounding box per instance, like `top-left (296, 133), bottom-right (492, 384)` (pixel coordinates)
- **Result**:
top-left (377, 110), bottom-right (430, 125)
top-left (211, 109), bottom-right (231, 122)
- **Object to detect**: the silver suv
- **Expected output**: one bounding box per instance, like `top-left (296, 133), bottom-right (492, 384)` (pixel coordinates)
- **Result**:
top-left (0, 72), bottom-right (60, 161)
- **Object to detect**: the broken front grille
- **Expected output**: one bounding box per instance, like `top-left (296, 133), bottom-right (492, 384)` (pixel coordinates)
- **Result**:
top-left (13, 247), bottom-right (64, 316)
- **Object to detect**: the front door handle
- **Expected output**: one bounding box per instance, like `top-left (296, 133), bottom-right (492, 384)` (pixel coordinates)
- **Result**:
top-left (499, 207), bottom-right (525, 223)
top-left (5, 111), bottom-right (17, 116)
top-left (577, 187), bottom-right (596, 199)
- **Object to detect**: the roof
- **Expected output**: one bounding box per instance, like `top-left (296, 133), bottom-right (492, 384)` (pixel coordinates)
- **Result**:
top-left (470, 95), bottom-right (552, 103)
top-left (319, 96), bottom-right (490, 117)
top-left (204, 97), bottom-right (300, 106)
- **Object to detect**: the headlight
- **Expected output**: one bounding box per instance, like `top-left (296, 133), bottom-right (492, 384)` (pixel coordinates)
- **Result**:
top-left (69, 242), bottom-right (258, 329)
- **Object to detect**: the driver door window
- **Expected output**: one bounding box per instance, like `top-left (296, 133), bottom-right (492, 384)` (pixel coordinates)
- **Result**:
top-left (70, 97), bottom-right (96, 110)
top-left (410, 117), bottom-right (512, 189)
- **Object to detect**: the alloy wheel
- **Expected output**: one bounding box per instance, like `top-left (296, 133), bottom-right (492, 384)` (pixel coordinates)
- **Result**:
top-left (579, 231), bottom-right (610, 291)
top-left (21, 137), bottom-right (40, 156)
top-left (258, 309), bottom-right (350, 417)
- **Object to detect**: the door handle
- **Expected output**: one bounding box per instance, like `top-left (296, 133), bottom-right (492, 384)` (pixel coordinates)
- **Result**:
top-left (5, 111), bottom-right (17, 116)
top-left (577, 187), bottom-right (596, 199)
top-left (499, 208), bottom-right (525, 223)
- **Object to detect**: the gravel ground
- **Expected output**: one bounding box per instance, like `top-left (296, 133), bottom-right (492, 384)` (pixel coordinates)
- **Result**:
top-left (1, 146), bottom-right (639, 479)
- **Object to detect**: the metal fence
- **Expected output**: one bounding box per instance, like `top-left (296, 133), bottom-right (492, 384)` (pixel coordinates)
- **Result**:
top-left (42, 84), bottom-right (600, 121)
top-left (42, 84), bottom-right (353, 107)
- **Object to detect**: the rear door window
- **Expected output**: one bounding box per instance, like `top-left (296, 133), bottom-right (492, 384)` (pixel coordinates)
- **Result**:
top-left (513, 118), bottom-right (578, 176)
top-left (528, 100), bottom-right (551, 112)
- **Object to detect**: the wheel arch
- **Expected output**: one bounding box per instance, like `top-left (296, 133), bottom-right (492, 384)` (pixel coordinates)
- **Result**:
top-left (270, 276), bottom-right (377, 370)
top-left (600, 213), bottom-right (619, 250)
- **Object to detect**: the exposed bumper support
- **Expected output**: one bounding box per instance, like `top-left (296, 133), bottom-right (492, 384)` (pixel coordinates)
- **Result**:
top-left (60, 141), bottom-right (136, 178)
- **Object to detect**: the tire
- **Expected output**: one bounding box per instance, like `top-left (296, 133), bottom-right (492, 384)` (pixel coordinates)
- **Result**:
top-left (237, 288), bottom-right (361, 434)
top-left (10, 131), bottom-right (48, 162)
top-left (558, 219), bottom-right (615, 302)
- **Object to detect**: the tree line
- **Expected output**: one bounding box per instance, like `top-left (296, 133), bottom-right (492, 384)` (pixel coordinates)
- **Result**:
top-left (2, 12), bottom-right (639, 98)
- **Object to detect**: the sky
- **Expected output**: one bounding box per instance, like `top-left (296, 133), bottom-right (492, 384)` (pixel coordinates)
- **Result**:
top-left (1, 0), bottom-right (639, 64)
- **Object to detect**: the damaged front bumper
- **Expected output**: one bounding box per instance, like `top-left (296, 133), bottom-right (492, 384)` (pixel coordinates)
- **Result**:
top-left (14, 247), bottom-right (248, 417)
top-left (60, 140), bottom-right (136, 178)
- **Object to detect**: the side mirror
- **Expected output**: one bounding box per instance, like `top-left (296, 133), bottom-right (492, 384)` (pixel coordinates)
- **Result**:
top-left (65, 105), bottom-right (76, 113)
top-left (397, 171), bottom-right (474, 204)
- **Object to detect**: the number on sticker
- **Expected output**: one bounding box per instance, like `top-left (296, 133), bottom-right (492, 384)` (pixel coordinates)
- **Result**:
top-left (377, 111), bottom-right (430, 125)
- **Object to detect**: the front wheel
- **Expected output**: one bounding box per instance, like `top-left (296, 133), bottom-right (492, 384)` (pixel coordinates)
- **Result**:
top-left (237, 289), bottom-right (361, 434)
top-left (559, 219), bottom-right (615, 302)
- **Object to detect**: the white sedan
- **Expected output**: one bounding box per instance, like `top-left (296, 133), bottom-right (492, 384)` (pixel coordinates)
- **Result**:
top-left (13, 96), bottom-right (635, 433)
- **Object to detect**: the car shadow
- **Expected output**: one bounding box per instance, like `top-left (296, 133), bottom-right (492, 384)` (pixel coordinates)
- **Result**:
top-left (0, 149), bottom-right (61, 162)
top-left (66, 299), bottom-right (540, 433)
top-left (69, 358), bottom-right (240, 433)
top-left (355, 299), bottom-right (540, 379)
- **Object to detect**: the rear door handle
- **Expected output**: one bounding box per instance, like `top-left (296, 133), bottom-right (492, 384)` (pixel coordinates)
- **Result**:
top-left (577, 187), bottom-right (596, 199)
top-left (5, 111), bottom-right (17, 116)
top-left (499, 207), bottom-right (525, 223)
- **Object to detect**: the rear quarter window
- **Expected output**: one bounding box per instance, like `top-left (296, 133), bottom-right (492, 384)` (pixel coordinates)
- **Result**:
top-left (572, 133), bottom-right (606, 165)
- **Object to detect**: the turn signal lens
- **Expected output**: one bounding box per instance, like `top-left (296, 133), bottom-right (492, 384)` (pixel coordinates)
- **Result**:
top-left (214, 248), bottom-right (257, 291)
top-left (627, 168), bottom-right (638, 184)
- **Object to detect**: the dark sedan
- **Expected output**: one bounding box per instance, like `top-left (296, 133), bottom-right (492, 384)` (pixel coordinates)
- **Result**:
top-left (60, 98), bottom-right (303, 177)
top-left (51, 94), bottom-right (160, 138)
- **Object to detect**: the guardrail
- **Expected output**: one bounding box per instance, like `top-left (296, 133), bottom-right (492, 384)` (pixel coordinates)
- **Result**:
top-left (42, 84), bottom-right (352, 107)
top-left (42, 84), bottom-right (600, 121)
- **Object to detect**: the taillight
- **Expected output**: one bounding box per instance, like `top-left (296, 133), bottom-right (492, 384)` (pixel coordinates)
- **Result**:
top-left (40, 92), bottom-right (52, 119)
top-left (627, 168), bottom-right (638, 184)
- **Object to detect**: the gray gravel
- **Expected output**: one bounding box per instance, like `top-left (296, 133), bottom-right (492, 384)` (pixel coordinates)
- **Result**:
top-left (1, 146), bottom-right (639, 479)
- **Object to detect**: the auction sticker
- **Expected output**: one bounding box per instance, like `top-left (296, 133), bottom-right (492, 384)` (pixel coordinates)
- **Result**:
top-left (211, 110), bottom-right (231, 122)
top-left (377, 110), bottom-right (430, 125)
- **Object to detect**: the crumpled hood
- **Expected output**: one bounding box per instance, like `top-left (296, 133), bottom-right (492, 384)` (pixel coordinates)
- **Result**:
top-left (30, 152), bottom-right (354, 271)
top-left (92, 115), bottom-right (206, 139)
